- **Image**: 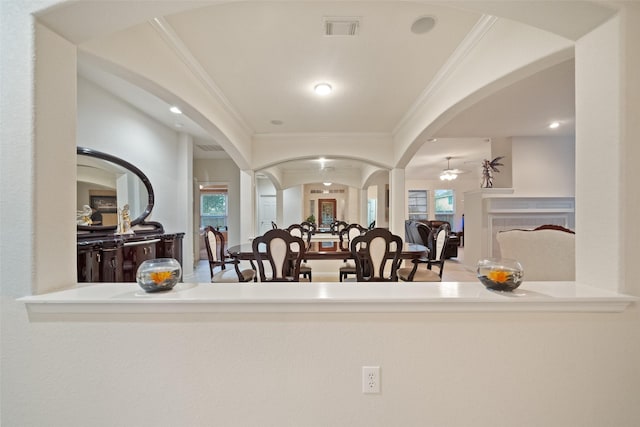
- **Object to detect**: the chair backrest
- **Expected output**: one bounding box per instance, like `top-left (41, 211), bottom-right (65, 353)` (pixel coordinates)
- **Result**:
top-left (350, 228), bottom-right (403, 282)
top-left (252, 229), bottom-right (306, 282)
top-left (300, 221), bottom-right (317, 234)
top-left (286, 223), bottom-right (312, 249)
top-left (203, 226), bottom-right (227, 278)
top-left (427, 224), bottom-right (450, 279)
top-left (432, 224), bottom-right (450, 262)
top-left (339, 223), bottom-right (367, 250)
top-left (271, 221), bottom-right (278, 229)
top-left (496, 226), bottom-right (575, 280)
top-left (404, 220), bottom-right (415, 243)
top-left (330, 220), bottom-right (348, 235)
top-left (404, 220), bottom-right (425, 245)
top-left (368, 220), bottom-right (376, 230)
top-left (415, 222), bottom-right (432, 246)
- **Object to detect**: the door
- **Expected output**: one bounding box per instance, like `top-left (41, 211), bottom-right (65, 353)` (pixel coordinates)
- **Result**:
top-left (318, 199), bottom-right (337, 229)
top-left (259, 195), bottom-right (277, 235)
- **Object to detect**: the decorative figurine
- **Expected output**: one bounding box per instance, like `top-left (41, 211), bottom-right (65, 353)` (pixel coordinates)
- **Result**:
top-left (76, 205), bottom-right (93, 225)
top-left (117, 204), bottom-right (134, 234)
top-left (481, 156), bottom-right (505, 188)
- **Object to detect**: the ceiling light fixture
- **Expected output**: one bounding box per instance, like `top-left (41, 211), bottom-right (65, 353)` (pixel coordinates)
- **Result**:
top-left (411, 16), bottom-right (437, 34)
top-left (439, 156), bottom-right (458, 181)
top-left (549, 121), bottom-right (560, 129)
top-left (440, 171), bottom-right (457, 181)
top-left (169, 106), bottom-right (182, 114)
top-left (323, 182), bottom-right (332, 186)
top-left (314, 83), bottom-right (332, 95)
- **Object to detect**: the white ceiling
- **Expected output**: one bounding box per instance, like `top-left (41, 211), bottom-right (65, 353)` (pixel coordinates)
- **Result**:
top-left (68, 1), bottom-right (594, 182)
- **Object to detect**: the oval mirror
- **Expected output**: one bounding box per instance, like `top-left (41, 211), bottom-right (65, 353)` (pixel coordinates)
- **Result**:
top-left (77, 147), bottom-right (154, 233)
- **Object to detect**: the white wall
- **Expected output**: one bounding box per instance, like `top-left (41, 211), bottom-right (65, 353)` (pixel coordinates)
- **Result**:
top-left (283, 185), bottom-right (303, 226)
top-left (78, 77), bottom-right (186, 233)
top-left (2, 3), bottom-right (640, 427)
top-left (575, 14), bottom-right (623, 289)
top-left (512, 136), bottom-right (575, 196)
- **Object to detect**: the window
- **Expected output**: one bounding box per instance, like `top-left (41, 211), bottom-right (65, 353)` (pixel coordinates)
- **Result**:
top-left (408, 190), bottom-right (428, 220)
top-left (200, 187), bottom-right (228, 230)
top-left (434, 189), bottom-right (454, 225)
top-left (367, 199), bottom-right (376, 225)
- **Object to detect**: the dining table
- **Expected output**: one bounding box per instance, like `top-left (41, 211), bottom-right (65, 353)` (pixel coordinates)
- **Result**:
top-left (227, 240), bottom-right (429, 262)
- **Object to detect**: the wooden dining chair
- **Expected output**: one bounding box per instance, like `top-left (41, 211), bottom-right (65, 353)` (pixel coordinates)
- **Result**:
top-left (286, 223), bottom-right (313, 281)
top-left (338, 223), bottom-right (367, 281)
top-left (398, 224), bottom-right (449, 282)
top-left (300, 221), bottom-right (317, 234)
top-left (252, 228), bottom-right (306, 282)
top-left (350, 228), bottom-right (403, 282)
top-left (204, 226), bottom-right (256, 282)
top-left (330, 220), bottom-right (348, 235)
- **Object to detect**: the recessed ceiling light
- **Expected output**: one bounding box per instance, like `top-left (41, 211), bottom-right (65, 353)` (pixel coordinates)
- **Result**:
top-left (411, 16), bottom-right (437, 34)
top-left (314, 83), bottom-right (332, 95)
top-left (270, 119), bottom-right (283, 125)
top-left (323, 182), bottom-right (332, 186)
top-left (549, 121), bottom-right (560, 129)
top-left (427, 138), bottom-right (437, 142)
top-left (169, 106), bottom-right (182, 114)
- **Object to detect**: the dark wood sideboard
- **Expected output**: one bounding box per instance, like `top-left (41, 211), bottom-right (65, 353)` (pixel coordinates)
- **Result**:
top-left (77, 232), bottom-right (184, 282)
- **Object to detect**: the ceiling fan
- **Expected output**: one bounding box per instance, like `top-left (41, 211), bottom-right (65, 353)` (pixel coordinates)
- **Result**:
top-left (439, 156), bottom-right (466, 181)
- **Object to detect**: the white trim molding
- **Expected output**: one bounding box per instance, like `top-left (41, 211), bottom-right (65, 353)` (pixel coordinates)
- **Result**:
top-left (20, 281), bottom-right (635, 317)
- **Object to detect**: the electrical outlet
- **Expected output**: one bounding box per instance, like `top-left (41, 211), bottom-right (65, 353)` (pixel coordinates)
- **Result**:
top-left (362, 366), bottom-right (380, 394)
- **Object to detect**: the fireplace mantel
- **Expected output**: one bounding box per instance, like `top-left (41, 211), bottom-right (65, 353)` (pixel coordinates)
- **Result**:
top-left (463, 189), bottom-right (575, 269)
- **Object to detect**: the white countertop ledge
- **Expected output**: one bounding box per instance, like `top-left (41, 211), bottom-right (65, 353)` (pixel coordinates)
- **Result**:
top-left (19, 282), bottom-right (637, 314)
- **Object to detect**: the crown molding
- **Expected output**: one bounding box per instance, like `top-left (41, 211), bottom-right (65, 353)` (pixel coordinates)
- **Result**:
top-left (252, 132), bottom-right (392, 142)
top-left (150, 17), bottom-right (254, 136)
top-left (393, 14), bottom-right (498, 136)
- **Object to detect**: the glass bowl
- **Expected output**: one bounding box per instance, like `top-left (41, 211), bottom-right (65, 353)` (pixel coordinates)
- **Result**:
top-left (477, 258), bottom-right (524, 292)
top-left (136, 258), bottom-right (182, 293)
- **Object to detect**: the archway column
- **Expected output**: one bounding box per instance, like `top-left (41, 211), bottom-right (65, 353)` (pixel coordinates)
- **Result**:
top-left (276, 189), bottom-right (284, 228)
top-left (240, 169), bottom-right (255, 243)
top-left (389, 168), bottom-right (406, 237)
top-left (574, 12), bottom-right (627, 290)
top-left (177, 132), bottom-right (194, 276)
top-left (360, 188), bottom-right (369, 227)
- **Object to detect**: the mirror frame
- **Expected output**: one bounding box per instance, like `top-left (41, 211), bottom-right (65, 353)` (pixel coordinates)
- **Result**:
top-left (77, 146), bottom-right (155, 233)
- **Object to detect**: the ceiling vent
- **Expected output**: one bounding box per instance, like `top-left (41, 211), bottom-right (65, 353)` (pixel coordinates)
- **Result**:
top-left (323, 17), bottom-right (360, 36)
top-left (196, 144), bottom-right (224, 152)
